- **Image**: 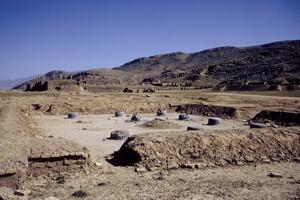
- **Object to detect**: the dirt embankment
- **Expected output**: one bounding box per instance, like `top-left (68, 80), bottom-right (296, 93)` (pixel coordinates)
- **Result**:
top-left (175, 103), bottom-right (241, 119)
top-left (139, 119), bottom-right (183, 129)
top-left (109, 128), bottom-right (300, 170)
top-left (21, 92), bottom-right (172, 115)
top-left (252, 110), bottom-right (300, 126)
top-left (0, 105), bottom-right (92, 189)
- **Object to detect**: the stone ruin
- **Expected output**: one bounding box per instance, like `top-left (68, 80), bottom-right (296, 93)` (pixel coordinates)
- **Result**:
top-left (178, 113), bottom-right (191, 121)
top-left (156, 109), bottom-right (167, 117)
top-left (115, 111), bottom-right (125, 117)
top-left (123, 88), bottom-right (133, 93)
top-left (207, 117), bottom-right (222, 125)
top-left (131, 113), bottom-right (143, 122)
top-left (110, 130), bottom-right (130, 140)
top-left (0, 106), bottom-right (91, 190)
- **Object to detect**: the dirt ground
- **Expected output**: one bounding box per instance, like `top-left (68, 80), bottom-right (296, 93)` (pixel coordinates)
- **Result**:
top-left (1, 90), bottom-right (300, 116)
top-left (33, 113), bottom-right (248, 162)
top-left (27, 162), bottom-right (300, 200)
top-left (0, 90), bottom-right (299, 200)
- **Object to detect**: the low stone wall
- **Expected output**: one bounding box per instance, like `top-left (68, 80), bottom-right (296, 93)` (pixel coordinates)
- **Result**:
top-left (0, 105), bottom-right (92, 190)
top-left (28, 153), bottom-right (90, 177)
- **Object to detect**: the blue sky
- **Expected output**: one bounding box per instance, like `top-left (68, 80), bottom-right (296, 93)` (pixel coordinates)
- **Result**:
top-left (0, 0), bottom-right (299, 79)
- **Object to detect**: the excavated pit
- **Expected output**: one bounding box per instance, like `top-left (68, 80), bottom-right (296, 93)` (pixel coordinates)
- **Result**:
top-left (26, 136), bottom-right (91, 178)
top-left (175, 103), bottom-right (240, 119)
top-left (27, 154), bottom-right (90, 177)
top-left (0, 146), bottom-right (91, 189)
top-left (109, 128), bottom-right (300, 170)
top-left (252, 110), bottom-right (300, 126)
top-left (0, 105), bottom-right (92, 189)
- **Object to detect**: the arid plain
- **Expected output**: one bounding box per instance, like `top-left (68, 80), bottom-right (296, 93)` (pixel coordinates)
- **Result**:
top-left (0, 89), bottom-right (299, 199)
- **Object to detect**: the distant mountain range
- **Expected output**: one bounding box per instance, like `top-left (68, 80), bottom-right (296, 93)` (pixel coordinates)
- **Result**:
top-left (12, 40), bottom-right (300, 91)
top-left (0, 76), bottom-right (34, 89)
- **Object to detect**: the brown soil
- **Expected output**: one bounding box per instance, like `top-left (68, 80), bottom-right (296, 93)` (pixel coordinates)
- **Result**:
top-left (252, 110), bottom-right (300, 126)
top-left (0, 90), bottom-right (300, 199)
top-left (109, 128), bottom-right (300, 170)
top-left (175, 103), bottom-right (240, 119)
top-left (0, 105), bottom-right (92, 190)
top-left (2, 90), bottom-right (299, 117)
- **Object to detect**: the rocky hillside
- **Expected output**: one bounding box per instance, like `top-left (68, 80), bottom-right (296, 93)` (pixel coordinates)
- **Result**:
top-left (14, 40), bottom-right (300, 91)
top-left (115, 40), bottom-right (300, 89)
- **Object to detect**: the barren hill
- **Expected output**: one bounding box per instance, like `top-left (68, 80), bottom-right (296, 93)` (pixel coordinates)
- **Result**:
top-left (115, 40), bottom-right (300, 89)
top-left (13, 40), bottom-right (300, 91)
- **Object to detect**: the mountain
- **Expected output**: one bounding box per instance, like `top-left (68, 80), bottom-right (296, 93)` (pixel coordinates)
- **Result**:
top-left (13, 40), bottom-right (300, 91)
top-left (115, 40), bottom-right (300, 89)
top-left (0, 76), bottom-right (35, 89)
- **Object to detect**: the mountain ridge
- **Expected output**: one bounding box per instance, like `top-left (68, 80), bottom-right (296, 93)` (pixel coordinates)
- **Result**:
top-left (13, 40), bottom-right (300, 91)
top-left (0, 76), bottom-right (35, 89)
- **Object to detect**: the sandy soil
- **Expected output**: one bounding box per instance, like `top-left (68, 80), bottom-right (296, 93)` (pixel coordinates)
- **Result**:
top-left (33, 113), bottom-right (248, 162)
top-left (0, 90), bottom-right (299, 200)
top-left (28, 162), bottom-right (300, 200)
top-left (2, 90), bottom-right (299, 116)
top-left (30, 113), bottom-right (300, 200)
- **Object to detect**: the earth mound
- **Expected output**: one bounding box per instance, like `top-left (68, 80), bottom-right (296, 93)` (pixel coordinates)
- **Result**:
top-left (139, 119), bottom-right (182, 129)
top-left (252, 110), bottom-right (300, 126)
top-left (176, 103), bottom-right (239, 119)
top-left (109, 128), bottom-right (300, 170)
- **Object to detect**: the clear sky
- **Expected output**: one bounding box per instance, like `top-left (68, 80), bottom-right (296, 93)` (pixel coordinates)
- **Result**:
top-left (0, 0), bottom-right (299, 79)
